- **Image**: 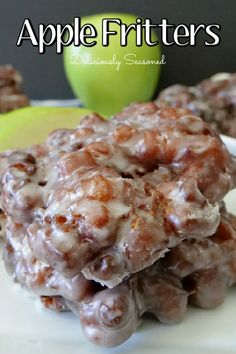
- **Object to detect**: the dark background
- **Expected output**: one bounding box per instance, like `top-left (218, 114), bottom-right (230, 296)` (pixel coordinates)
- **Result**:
top-left (0, 0), bottom-right (235, 99)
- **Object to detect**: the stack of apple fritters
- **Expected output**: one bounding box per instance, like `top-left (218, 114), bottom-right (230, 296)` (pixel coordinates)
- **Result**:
top-left (0, 102), bottom-right (236, 347)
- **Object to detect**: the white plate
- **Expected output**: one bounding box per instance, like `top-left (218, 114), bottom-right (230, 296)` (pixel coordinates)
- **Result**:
top-left (0, 135), bottom-right (236, 354)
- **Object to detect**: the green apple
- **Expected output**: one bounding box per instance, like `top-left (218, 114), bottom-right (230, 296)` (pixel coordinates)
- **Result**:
top-left (0, 106), bottom-right (91, 152)
top-left (64, 13), bottom-right (161, 116)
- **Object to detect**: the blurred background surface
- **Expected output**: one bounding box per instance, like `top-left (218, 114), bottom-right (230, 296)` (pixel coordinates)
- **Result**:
top-left (0, 0), bottom-right (235, 99)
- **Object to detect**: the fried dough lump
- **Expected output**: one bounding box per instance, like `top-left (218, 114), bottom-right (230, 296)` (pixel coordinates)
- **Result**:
top-left (0, 103), bottom-right (235, 287)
